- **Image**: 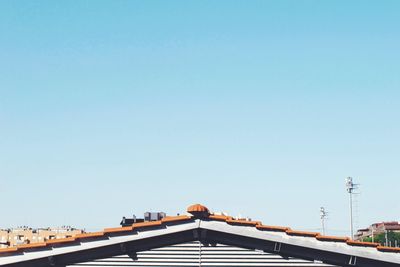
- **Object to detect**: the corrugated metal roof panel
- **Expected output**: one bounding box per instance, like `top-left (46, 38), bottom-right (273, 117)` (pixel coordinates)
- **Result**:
top-left (69, 242), bottom-right (336, 267)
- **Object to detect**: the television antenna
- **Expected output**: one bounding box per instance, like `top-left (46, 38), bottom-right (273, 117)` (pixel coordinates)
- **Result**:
top-left (320, 207), bottom-right (328, 235)
top-left (346, 177), bottom-right (359, 239)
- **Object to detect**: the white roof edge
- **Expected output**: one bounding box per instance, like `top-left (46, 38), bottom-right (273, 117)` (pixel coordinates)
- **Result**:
top-left (201, 220), bottom-right (400, 264)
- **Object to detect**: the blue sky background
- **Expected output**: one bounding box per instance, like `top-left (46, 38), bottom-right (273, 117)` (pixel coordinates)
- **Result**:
top-left (1, 1), bottom-right (399, 236)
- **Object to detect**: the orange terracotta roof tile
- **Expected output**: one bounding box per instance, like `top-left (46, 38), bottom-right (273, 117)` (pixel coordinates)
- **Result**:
top-left (316, 235), bottom-right (349, 242)
top-left (133, 220), bottom-right (163, 228)
top-left (161, 215), bottom-right (192, 223)
top-left (286, 230), bottom-right (319, 237)
top-left (75, 232), bottom-right (105, 239)
top-left (46, 237), bottom-right (76, 245)
top-left (187, 204), bottom-right (209, 213)
top-left (0, 247), bottom-right (18, 253)
top-left (226, 218), bottom-right (261, 226)
top-left (17, 242), bottom-right (47, 249)
top-left (256, 224), bottom-right (291, 232)
top-left (377, 246), bottom-right (400, 253)
top-left (209, 214), bottom-right (233, 221)
top-left (346, 240), bottom-right (379, 247)
top-left (104, 226), bottom-right (133, 234)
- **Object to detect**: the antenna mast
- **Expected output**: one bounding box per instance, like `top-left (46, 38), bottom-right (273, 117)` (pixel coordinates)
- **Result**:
top-left (320, 207), bottom-right (327, 235)
top-left (346, 177), bottom-right (358, 239)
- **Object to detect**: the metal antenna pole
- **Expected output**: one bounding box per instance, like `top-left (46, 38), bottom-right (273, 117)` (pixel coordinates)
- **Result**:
top-left (349, 192), bottom-right (353, 239)
top-left (320, 207), bottom-right (327, 235)
top-left (346, 177), bottom-right (355, 239)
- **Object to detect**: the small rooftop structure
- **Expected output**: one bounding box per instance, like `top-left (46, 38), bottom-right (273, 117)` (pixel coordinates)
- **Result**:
top-left (120, 212), bottom-right (166, 227)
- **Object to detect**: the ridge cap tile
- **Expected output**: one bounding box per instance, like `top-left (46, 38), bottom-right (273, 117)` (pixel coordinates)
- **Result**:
top-left (346, 240), bottom-right (380, 247)
top-left (208, 214), bottom-right (232, 221)
top-left (377, 246), bottom-right (400, 253)
top-left (226, 218), bottom-right (261, 226)
top-left (256, 224), bottom-right (290, 232)
top-left (315, 235), bottom-right (349, 242)
top-left (17, 242), bottom-right (47, 249)
top-left (161, 215), bottom-right (192, 223)
top-left (75, 232), bottom-right (105, 239)
top-left (46, 237), bottom-right (76, 245)
top-left (133, 220), bottom-right (162, 228)
top-left (104, 226), bottom-right (134, 234)
top-left (286, 229), bottom-right (319, 237)
top-left (0, 247), bottom-right (18, 253)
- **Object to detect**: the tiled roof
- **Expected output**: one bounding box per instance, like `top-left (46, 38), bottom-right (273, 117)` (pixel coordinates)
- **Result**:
top-left (0, 204), bottom-right (398, 256)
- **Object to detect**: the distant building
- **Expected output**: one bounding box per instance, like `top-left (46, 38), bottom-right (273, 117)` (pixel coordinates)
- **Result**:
top-left (355, 221), bottom-right (400, 241)
top-left (1, 211), bottom-right (168, 248)
top-left (0, 226), bottom-right (83, 248)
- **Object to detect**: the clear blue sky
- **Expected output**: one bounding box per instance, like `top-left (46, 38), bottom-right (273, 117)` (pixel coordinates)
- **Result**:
top-left (1, 1), bottom-right (399, 236)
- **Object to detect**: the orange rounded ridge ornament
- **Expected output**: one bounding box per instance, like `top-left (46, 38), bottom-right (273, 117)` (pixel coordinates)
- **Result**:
top-left (187, 204), bottom-right (210, 218)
